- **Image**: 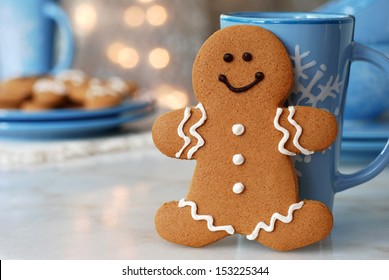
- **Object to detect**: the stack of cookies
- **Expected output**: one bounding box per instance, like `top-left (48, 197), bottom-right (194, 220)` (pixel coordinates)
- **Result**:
top-left (0, 70), bottom-right (137, 111)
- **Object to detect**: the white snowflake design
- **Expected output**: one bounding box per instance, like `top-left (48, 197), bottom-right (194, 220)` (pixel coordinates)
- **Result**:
top-left (288, 45), bottom-right (343, 111)
top-left (288, 45), bottom-right (343, 172)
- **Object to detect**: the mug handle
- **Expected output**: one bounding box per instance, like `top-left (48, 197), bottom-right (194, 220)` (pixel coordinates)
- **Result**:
top-left (43, 2), bottom-right (75, 73)
top-left (335, 42), bottom-right (389, 192)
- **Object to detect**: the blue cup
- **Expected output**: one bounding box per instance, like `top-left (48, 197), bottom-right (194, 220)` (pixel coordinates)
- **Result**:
top-left (0, 0), bottom-right (74, 80)
top-left (221, 12), bottom-right (389, 209)
top-left (316, 0), bottom-right (389, 44)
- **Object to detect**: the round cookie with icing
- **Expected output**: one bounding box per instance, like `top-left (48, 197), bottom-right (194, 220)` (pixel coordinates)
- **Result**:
top-left (84, 79), bottom-right (122, 109)
top-left (0, 76), bottom-right (38, 109)
top-left (107, 77), bottom-right (137, 98)
top-left (32, 78), bottom-right (67, 108)
top-left (152, 25), bottom-right (338, 251)
top-left (20, 100), bottom-right (54, 111)
top-left (56, 69), bottom-right (89, 104)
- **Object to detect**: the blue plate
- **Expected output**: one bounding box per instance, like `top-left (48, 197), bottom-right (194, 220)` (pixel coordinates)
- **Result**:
top-left (0, 104), bottom-right (155, 139)
top-left (0, 97), bottom-right (154, 122)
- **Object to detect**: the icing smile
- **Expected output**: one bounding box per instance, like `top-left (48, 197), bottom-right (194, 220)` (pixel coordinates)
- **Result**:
top-left (218, 72), bottom-right (265, 93)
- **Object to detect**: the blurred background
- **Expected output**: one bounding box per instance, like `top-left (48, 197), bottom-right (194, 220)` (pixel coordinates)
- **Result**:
top-left (60, 0), bottom-right (328, 109)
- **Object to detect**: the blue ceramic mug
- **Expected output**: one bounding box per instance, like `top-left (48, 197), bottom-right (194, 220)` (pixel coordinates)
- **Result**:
top-left (0, 0), bottom-right (74, 80)
top-left (221, 12), bottom-right (389, 209)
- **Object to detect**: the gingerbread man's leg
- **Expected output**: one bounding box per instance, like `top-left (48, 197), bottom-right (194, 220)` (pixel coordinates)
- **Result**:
top-left (155, 201), bottom-right (231, 247)
top-left (254, 200), bottom-right (333, 251)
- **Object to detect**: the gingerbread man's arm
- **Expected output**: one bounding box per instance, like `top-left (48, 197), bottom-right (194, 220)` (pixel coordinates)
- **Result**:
top-left (152, 105), bottom-right (206, 160)
top-left (277, 106), bottom-right (338, 154)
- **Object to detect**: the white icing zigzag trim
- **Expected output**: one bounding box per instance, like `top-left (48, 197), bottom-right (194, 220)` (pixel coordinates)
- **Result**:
top-left (178, 198), bottom-right (235, 235)
top-left (246, 201), bottom-right (304, 240)
top-left (175, 107), bottom-right (192, 158)
top-left (274, 108), bottom-right (296, 156)
top-left (287, 106), bottom-right (314, 155)
top-left (187, 103), bottom-right (207, 159)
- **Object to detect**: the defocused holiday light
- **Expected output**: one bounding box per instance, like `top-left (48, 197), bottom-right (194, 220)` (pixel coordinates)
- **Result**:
top-left (73, 3), bottom-right (97, 36)
top-left (118, 47), bottom-right (139, 69)
top-left (155, 84), bottom-right (189, 109)
top-left (123, 6), bottom-right (145, 27)
top-left (149, 48), bottom-right (170, 69)
top-left (146, 5), bottom-right (168, 26)
top-left (107, 42), bottom-right (139, 69)
top-left (137, 0), bottom-right (154, 3)
top-left (107, 42), bottom-right (126, 63)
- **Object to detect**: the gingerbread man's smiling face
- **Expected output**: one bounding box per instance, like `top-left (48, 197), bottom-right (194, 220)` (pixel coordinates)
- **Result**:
top-left (192, 25), bottom-right (294, 108)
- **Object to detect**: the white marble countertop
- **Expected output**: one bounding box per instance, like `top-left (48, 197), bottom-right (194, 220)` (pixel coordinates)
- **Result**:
top-left (1, 142), bottom-right (388, 260)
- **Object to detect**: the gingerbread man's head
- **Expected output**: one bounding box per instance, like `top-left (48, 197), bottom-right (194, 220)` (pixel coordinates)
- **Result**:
top-left (192, 25), bottom-right (293, 108)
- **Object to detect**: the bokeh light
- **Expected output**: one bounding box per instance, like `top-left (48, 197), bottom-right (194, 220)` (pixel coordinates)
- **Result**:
top-left (106, 42), bottom-right (126, 63)
top-left (146, 5), bottom-right (168, 26)
top-left (118, 47), bottom-right (139, 69)
top-left (123, 6), bottom-right (145, 27)
top-left (73, 3), bottom-right (97, 36)
top-left (148, 48), bottom-right (170, 69)
top-left (155, 84), bottom-right (189, 109)
top-left (107, 43), bottom-right (139, 69)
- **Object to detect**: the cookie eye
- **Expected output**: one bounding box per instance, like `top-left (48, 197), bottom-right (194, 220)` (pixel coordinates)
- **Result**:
top-left (242, 52), bottom-right (252, 62)
top-left (223, 53), bottom-right (234, 63)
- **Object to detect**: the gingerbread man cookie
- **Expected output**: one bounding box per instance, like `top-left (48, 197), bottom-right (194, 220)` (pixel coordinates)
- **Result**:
top-left (152, 25), bottom-right (338, 251)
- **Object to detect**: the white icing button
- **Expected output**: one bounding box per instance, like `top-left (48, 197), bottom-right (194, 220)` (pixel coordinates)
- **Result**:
top-left (232, 154), bottom-right (245, 165)
top-left (232, 124), bottom-right (245, 136)
top-left (233, 182), bottom-right (245, 194)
